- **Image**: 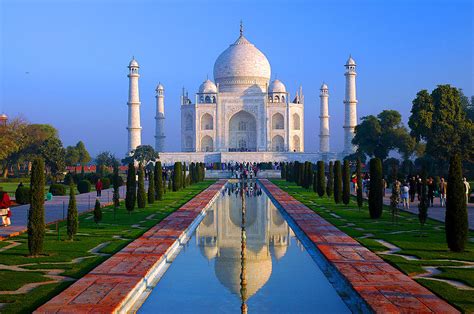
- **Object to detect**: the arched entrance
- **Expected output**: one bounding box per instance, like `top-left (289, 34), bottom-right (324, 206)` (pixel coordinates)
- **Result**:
top-left (272, 135), bottom-right (284, 152)
top-left (228, 111), bottom-right (257, 152)
top-left (201, 135), bottom-right (214, 152)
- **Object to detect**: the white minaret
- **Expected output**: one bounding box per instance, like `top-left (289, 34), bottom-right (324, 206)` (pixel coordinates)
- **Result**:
top-left (343, 55), bottom-right (358, 155)
top-left (127, 57), bottom-right (142, 154)
top-left (155, 83), bottom-right (165, 152)
top-left (319, 83), bottom-right (330, 153)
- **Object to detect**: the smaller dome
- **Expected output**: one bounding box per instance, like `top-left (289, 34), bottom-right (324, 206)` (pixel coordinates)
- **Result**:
top-left (199, 79), bottom-right (217, 94)
top-left (320, 83), bottom-right (328, 90)
top-left (129, 57), bottom-right (139, 67)
top-left (268, 79), bottom-right (286, 93)
top-left (155, 82), bottom-right (164, 91)
top-left (0, 113), bottom-right (7, 120)
top-left (345, 55), bottom-right (356, 66)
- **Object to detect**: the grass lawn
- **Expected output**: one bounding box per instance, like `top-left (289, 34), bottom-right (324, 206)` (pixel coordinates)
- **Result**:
top-left (0, 180), bottom-right (214, 313)
top-left (271, 179), bottom-right (474, 313)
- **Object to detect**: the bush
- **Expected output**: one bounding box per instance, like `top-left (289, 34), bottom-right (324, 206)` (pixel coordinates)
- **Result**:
top-left (333, 161), bottom-right (342, 204)
top-left (369, 158), bottom-right (383, 219)
top-left (15, 186), bottom-right (31, 205)
top-left (445, 154), bottom-right (468, 252)
top-left (84, 173), bottom-right (100, 184)
top-left (49, 183), bottom-right (67, 196)
top-left (64, 172), bottom-right (76, 185)
top-left (101, 177), bottom-right (111, 190)
top-left (173, 162), bottom-right (182, 191)
top-left (77, 180), bottom-right (91, 194)
top-left (28, 158), bottom-right (45, 256)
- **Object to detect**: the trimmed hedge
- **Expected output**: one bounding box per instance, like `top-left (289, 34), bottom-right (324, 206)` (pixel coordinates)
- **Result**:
top-left (15, 186), bottom-right (31, 204)
top-left (77, 180), bottom-right (91, 194)
top-left (101, 177), bottom-right (111, 190)
top-left (49, 183), bottom-right (67, 196)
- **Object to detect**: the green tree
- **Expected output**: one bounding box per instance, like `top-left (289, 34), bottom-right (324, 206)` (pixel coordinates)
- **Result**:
top-left (317, 161), bottom-right (325, 197)
top-left (353, 110), bottom-right (414, 161)
top-left (445, 154), bottom-right (468, 252)
top-left (137, 164), bottom-right (146, 208)
top-left (125, 163), bottom-right (136, 214)
top-left (326, 161), bottom-right (334, 197)
top-left (281, 163), bottom-right (286, 180)
top-left (369, 158), bottom-right (383, 219)
top-left (147, 168), bottom-right (155, 204)
top-left (333, 161), bottom-right (342, 204)
top-left (173, 162), bottom-right (182, 191)
top-left (39, 137), bottom-right (66, 181)
top-left (67, 183), bottom-right (78, 240)
top-left (129, 145), bottom-right (158, 165)
top-left (342, 160), bottom-right (350, 205)
top-left (356, 158), bottom-right (363, 210)
top-left (75, 141), bottom-right (91, 165)
top-left (65, 145), bottom-right (80, 166)
top-left (303, 162), bottom-right (312, 189)
top-left (182, 163), bottom-right (187, 188)
top-left (408, 89), bottom-right (434, 142)
top-left (93, 199), bottom-right (102, 225)
top-left (28, 158), bottom-right (45, 256)
top-left (95, 151), bottom-right (117, 176)
top-left (155, 161), bottom-right (163, 200)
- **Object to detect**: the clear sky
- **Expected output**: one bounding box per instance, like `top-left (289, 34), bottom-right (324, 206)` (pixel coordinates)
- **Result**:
top-left (1, 0), bottom-right (472, 157)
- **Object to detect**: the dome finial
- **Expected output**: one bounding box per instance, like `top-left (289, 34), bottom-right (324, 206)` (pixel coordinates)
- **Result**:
top-left (240, 20), bottom-right (243, 37)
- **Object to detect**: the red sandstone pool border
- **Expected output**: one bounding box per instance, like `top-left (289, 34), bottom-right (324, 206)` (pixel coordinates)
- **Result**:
top-left (35, 180), bottom-right (227, 314)
top-left (259, 179), bottom-right (457, 314)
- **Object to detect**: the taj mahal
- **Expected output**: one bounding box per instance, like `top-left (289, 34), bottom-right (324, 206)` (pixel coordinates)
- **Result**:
top-left (126, 24), bottom-right (359, 163)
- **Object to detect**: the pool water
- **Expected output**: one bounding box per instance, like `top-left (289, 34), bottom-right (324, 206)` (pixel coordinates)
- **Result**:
top-left (138, 182), bottom-right (351, 313)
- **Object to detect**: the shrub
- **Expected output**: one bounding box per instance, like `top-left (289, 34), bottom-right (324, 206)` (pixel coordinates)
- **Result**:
top-left (356, 158), bottom-right (363, 210)
top-left (445, 154), bottom-right (468, 252)
top-left (326, 161), bottom-right (334, 197)
top-left (49, 183), bottom-right (67, 196)
top-left (77, 180), bottom-right (91, 194)
top-left (15, 186), bottom-right (31, 204)
top-left (28, 158), bottom-right (45, 256)
top-left (342, 160), bottom-right (351, 205)
top-left (312, 172), bottom-right (317, 194)
top-left (64, 172), bottom-right (76, 185)
top-left (101, 177), bottom-right (111, 189)
top-left (147, 169), bottom-right (155, 204)
top-left (125, 163), bottom-right (136, 213)
top-left (94, 199), bottom-right (102, 224)
top-left (369, 158), bottom-right (383, 219)
top-left (173, 162), bottom-right (182, 191)
top-left (182, 163), bottom-right (187, 188)
top-left (155, 161), bottom-right (163, 200)
top-left (333, 161), bottom-right (342, 204)
top-left (317, 161), bottom-right (325, 197)
top-left (67, 183), bottom-right (78, 240)
top-left (137, 164), bottom-right (146, 208)
top-left (281, 163), bottom-right (286, 180)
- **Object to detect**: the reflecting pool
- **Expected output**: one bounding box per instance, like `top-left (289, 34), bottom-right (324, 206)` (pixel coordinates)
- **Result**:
top-left (138, 182), bottom-right (351, 313)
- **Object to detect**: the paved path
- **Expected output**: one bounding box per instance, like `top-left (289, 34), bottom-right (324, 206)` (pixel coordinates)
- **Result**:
top-left (0, 186), bottom-right (127, 239)
top-left (261, 179), bottom-right (457, 313)
top-left (380, 190), bottom-right (474, 230)
top-left (35, 180), bottom-right (227, 313)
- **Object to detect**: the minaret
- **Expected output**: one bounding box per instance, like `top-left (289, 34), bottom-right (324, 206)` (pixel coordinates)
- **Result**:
top-left (127, 57), bottom-right (142, 153)
top-left (343, 55), bottom-right (358, 155)
top-left (319, 83), bottom-right (330, 153)
top-left (155, 83), bottom-right (165, 152)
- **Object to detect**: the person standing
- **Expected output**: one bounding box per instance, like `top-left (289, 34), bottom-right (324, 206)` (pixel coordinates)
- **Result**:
top-left (427, 177), bottom-right (435, 207)
top-left (401, 182), bottom-right (410, 209)
top-left (463, 177), bottom-right (471, 204)
top-left (95, 178), bottom-right (103, 197)
top-left (416, 176), bottom-right (422, 201)
top-left (0, 190), bottom-right (11, 226)
top-left (439, 177), bottom-right (447, 207)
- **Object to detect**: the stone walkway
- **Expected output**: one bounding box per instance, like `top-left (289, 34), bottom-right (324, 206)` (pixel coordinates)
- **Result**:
top-left (35, 180), bottom-right (227, 313)
top-left (260, 179), bottom-right (457, 313)
top-left (0, 186), bottom-right (127, 240)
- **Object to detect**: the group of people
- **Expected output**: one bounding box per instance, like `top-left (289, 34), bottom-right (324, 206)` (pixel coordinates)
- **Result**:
top-left (0, 190), bottom-right (12, 227)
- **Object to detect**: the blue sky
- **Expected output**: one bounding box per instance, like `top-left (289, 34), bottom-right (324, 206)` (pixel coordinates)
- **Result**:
top-left (1, 0), bottom-right (472, 157)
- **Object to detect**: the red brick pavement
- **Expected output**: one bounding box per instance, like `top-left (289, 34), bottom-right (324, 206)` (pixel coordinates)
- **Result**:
top-left (35, 180), bottom-right (227, 314)
top-left (259, 179), bottom-right (457, 314)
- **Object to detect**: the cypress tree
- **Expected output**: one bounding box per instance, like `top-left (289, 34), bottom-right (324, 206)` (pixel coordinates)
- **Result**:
top-left (286, 163), bottom-right (291, 182)
top-left (112, 163), bottom-right (120, 209)
top-left (125, 163), bottom-right (136, 214)
top-left (326, 161), bottom-right (334, 197)
top-left (356, 158), bottom-right (363, 210)
top-left (28, 158), bottom-right (45, 256)
top-left (313, 172), bottom-right (318, 194)
top-left (67, 183), bottom-right (78, 240)
top-left (334, 160), bottom-right (342, 204)
top-left (93, 199), bottom-right (102, 225)
top-left (281, 163), bottom-right (286, 180)
top-left (307, 162), bottom-right (313, 189)
top-left (173, 162), bottom-right (182, 191)
top-left (445, 154), bottom-right (468, 252)
top-left (298, 162), bottom-right (304, 186)
top-left (148, 169), bottom-right (155, 204)
top-left (317, 161), bottom-right (325, 197)
top-left (137, 164), bottom-right (146, 208)
top-left (155, 161), bottom-right (164, 200)
top-left (168, 176), bottom-right (173, 191)
top-left (369, 158), bottom-right (383, 219)
top-left (342, 159), bottom-right (351, 205)
top-left (418, 170), bottom-right (428, 234)
top-left (182, 163), bottom-right (187, 188)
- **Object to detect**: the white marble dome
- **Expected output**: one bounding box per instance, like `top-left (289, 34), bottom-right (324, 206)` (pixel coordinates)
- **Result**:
top-left (268, 79), bottom-right (286, 93)
top-left (346, 55), bottom-right (356, 66)
top-left (320, 83), bottom-right (328, 90)
top-left (129, 58), bottom-right (139, 67)
top-left (155, 82), bottom-right (164, 91)
top-left (199, 79), bottom-right (218, 93)
top-left (213, 34), bottom-right (271, 86)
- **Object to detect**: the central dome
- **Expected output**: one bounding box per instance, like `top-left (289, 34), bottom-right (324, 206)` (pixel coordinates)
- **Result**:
top-left (213, 34), bottom-right (271, 89)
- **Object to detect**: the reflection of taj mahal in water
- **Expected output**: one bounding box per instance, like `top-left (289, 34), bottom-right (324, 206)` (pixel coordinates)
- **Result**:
top-left (126, 23), bottom-right (359, 163)
top-left (195, 187), bottom-right (294, 298)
